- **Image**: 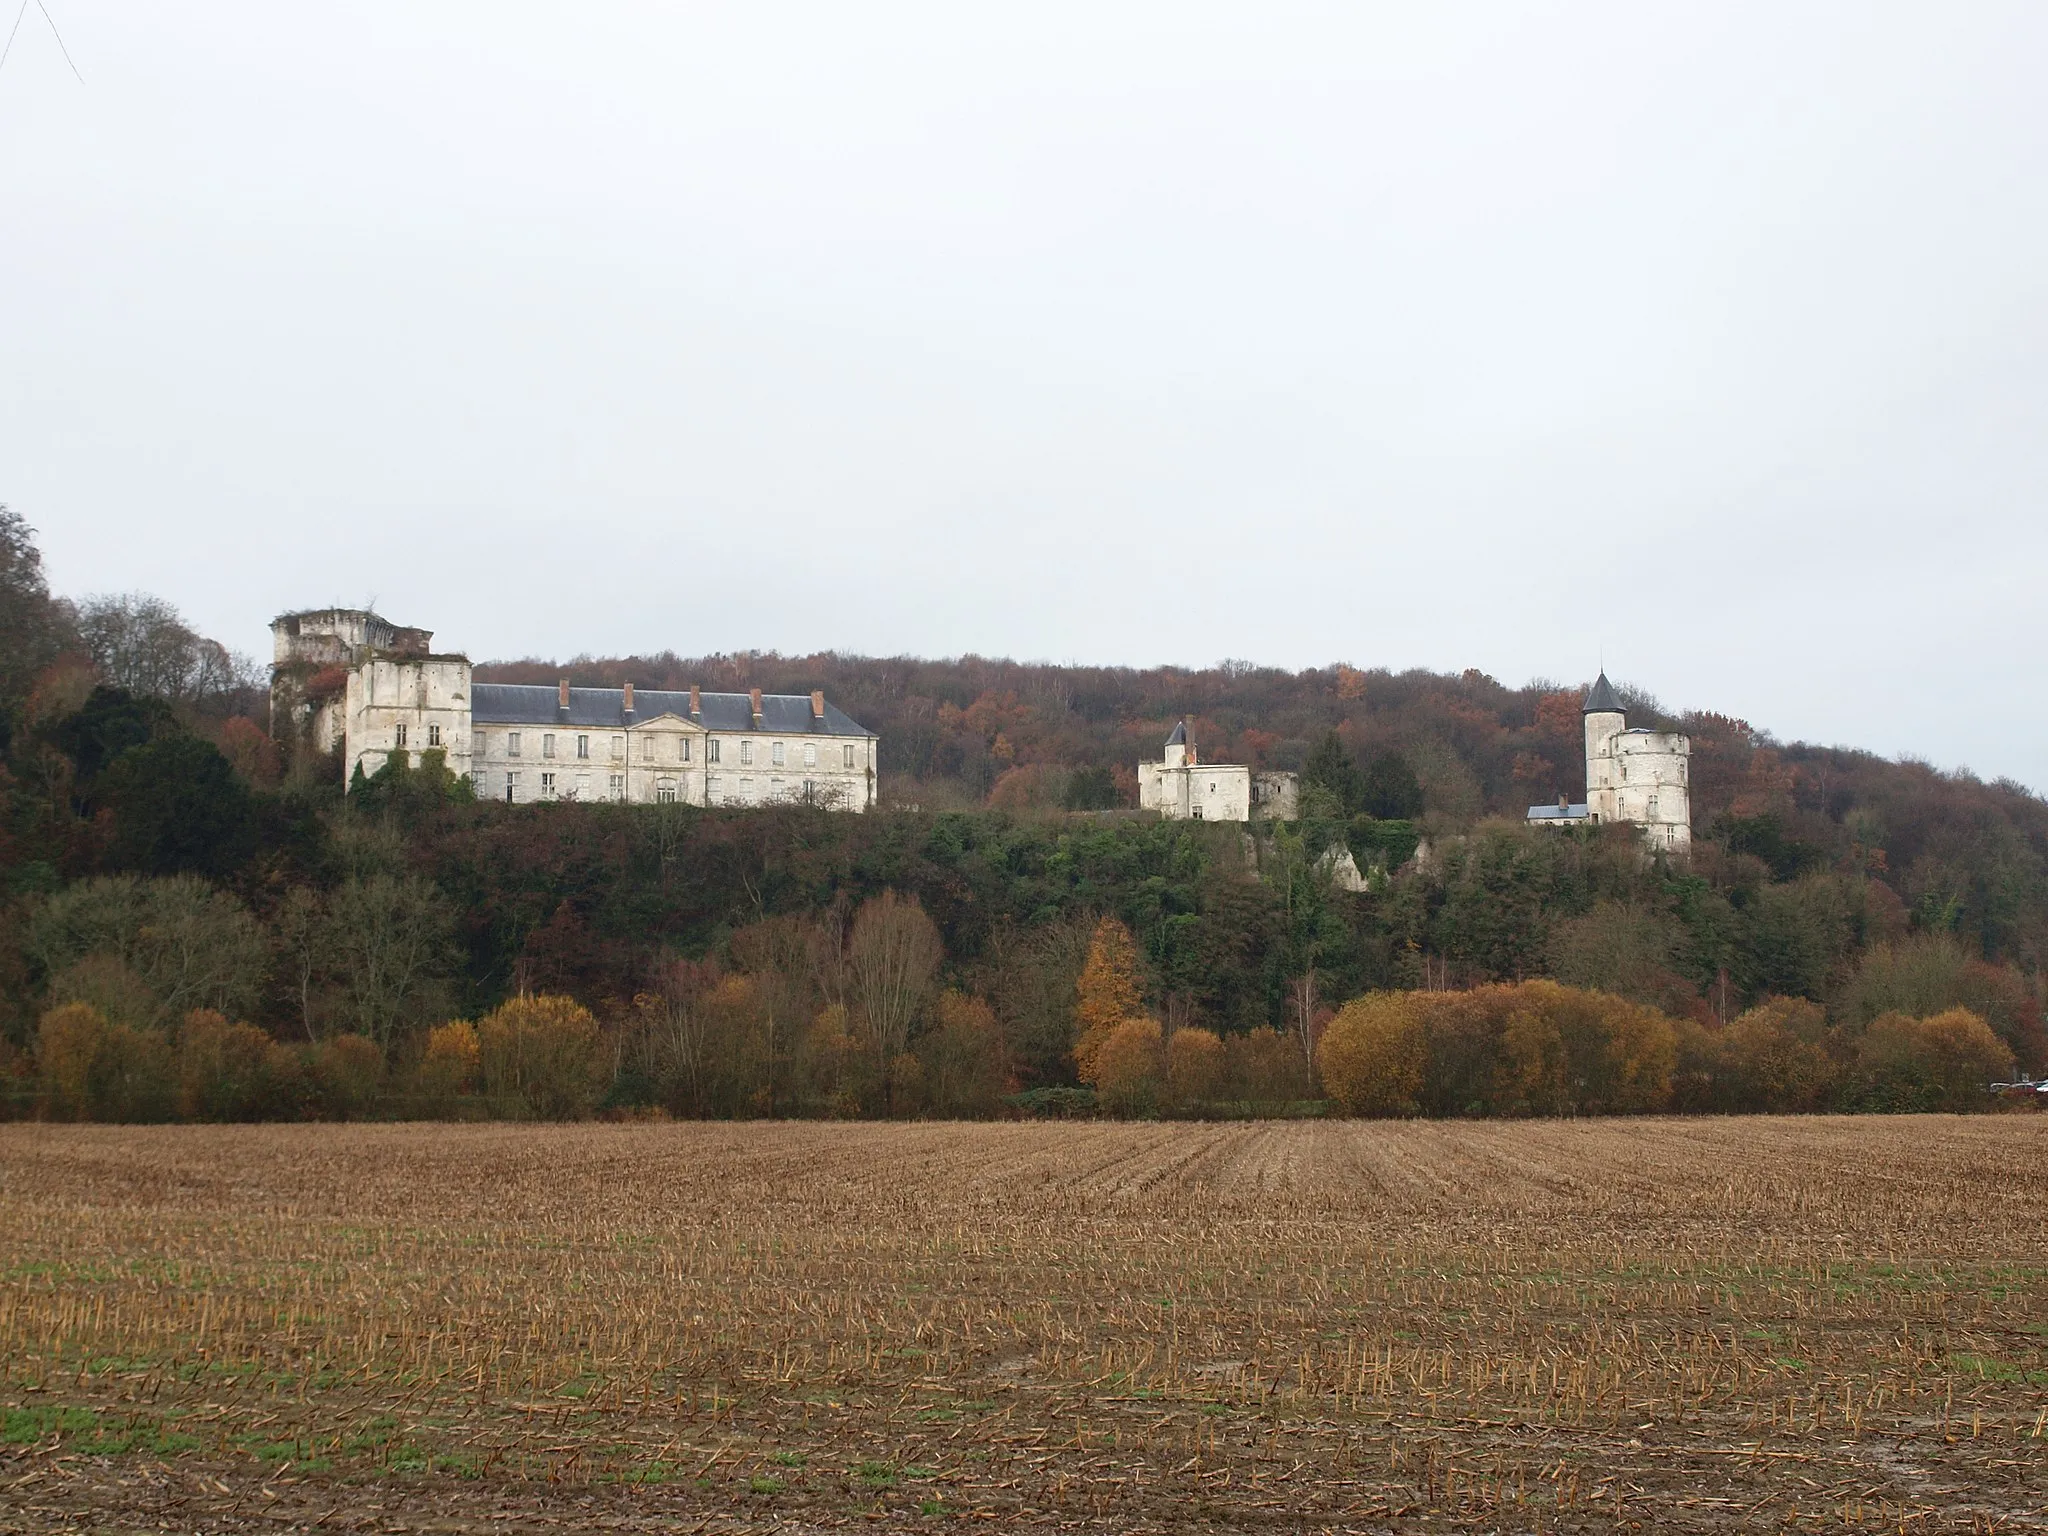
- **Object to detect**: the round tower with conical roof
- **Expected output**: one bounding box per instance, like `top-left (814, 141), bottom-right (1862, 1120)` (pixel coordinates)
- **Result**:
top-left (1582, 672), bottom-right (1691, 852)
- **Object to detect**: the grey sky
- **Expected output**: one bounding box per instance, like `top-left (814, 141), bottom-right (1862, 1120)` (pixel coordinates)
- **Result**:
top-left (4, 4), bottom-right (2044, 784)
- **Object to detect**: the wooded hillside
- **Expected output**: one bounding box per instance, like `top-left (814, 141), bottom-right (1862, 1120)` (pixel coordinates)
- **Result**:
top-left (4, 502), bottom-right (2044, 1120)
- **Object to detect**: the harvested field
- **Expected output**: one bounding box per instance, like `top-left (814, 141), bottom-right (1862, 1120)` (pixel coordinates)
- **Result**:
top-left (2, 1118), bottom-right (2045, 1532)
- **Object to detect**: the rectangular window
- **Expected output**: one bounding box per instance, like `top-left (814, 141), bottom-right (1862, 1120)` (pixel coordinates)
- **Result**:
top-left (394, 723), bottom-right (408, 748)
top-left (740, 740), bottom-right (754, 766)
top-left (740, 777), bottom-right (754, 795)
top-left (656, 783), bottom-right (677, 804)
top-left (771, 741), bottom-right (786, 767)
top-left (843, 744), bottom-right (855, 769)
top-left (803, 743), bottom-right (817, 768)
top-left (540, 771), bottom-right (556, 798)
top-left (643, 735), bottom-right (658, 760)
top-left (508, 732), bottom-right (521, 758)
top-left (611, 736), bottom-right (623, 759)
top-left (427, 723), bottom-right (442, 747)
top-left (680, 737), bottom-right (692, 762)
top-left (708, 739), bottom-right (721, 765)
top-left (574, 772), bottom-right (590, 799)
top-left (542, 734), bottom-right (556, 759)
top-left (576, 734), bottom-right (590, 759)
top-left (505, 773), bottom-right (517, 803)
top-left (609, 773), bottom-right (624, 798)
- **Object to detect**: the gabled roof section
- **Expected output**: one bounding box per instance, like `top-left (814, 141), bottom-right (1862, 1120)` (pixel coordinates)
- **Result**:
top-left (1164, 720), bottom-right (1187, 747)
top-left (473, 685), bottom-right (874, 736)
top-left (1582, 672), bottom-right (1624, 716)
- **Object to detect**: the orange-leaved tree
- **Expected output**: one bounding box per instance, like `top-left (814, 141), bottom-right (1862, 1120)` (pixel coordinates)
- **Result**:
top-left (1072, 916), bottom-right (1146, 1083)
top-left (1093, 1018), bottom-right (1164, 1117)
top-left (1166, 1026), bottom-right (1225, 1110)
top-left (1317, 993), bottom-right (1426, 1117)
top-left (476, 995), bottom-right (609, 1120)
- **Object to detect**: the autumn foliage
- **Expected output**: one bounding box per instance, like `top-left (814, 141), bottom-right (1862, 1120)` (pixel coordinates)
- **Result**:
top-left (1321, 981), bottom-right (2015, 1119)
top-left (1072, 917), bottom-right (1147, 1083)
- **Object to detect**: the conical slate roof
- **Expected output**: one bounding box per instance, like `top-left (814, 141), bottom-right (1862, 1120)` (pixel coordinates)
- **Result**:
top-left (1583, 672), bottom-right (1623, 715)
top-left (1165, 720), bottom-right (1188, 746)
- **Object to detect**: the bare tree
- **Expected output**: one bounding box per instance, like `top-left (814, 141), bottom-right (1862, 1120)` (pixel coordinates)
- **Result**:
top-left (272, 885), bottom-right (327, 1041)
top-left (642, 956), bottom-right (721, 1114)
top-left (321, 874), bottom-right (457, 1045)
top-left (0, 505), bottom-right (75, 714)
top-left (29, 874), bottom-right (267, 1028)
top-left (75, 591), bottom-right (261, 710)
top-left (845, 891), bottom-right (943, 1109)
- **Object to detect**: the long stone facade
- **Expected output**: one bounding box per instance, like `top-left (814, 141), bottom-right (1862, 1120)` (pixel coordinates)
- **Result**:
top-left (272, 610), bottom-right (877, 811)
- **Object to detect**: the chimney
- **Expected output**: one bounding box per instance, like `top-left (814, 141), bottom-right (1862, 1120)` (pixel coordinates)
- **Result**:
top-left (749, 687), bottom-right (763, 724)
top-left (1559, 792), bottom-right (1570, 812)
top-left (622, 681), bottom-right (635, 722)
top-left (811, 689), bottom-right (825, 724)
top-left (557, 677), bottom-right (570, 723)
top-left (688, 685), bottom-right (701, 718)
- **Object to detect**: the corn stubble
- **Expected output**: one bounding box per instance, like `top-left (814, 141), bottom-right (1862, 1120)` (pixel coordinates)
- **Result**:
top-left (1, 1118), bottom-right (2044, 1531)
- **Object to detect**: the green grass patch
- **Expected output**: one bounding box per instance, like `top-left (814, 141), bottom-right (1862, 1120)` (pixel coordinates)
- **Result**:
top-left (1950, 1352), bottom-right (2048, 1385)
top-left (5, 1405), bottom-right (200, 1456)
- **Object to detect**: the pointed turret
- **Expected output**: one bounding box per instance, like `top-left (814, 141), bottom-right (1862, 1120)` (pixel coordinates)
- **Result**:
top-left (1163, 719), bottom-right (1189, 770)
top-left (1583, 672), bottom-right (1623, 716)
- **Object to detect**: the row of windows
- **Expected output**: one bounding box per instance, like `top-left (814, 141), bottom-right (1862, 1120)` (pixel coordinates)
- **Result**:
top-left (478, 771), bottom-right (835, 806)
top-left (392, 723), bottom-right (444, 748)
top-left (479, 731), bottom-right (858, 770)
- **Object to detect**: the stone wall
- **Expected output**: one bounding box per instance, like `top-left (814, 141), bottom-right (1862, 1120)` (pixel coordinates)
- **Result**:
top-left (343, 658), bottom-right (475, 787)
top-left (471, 714), bottom-right (876, 810)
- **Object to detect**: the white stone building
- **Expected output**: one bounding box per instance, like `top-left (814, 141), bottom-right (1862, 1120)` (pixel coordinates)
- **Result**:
top-left (270, 609), bottom-right (878, 811)
top-left (1526, 672), bottom-right (1691, 851)
top-left (270, 608), bottom-right (439, 758)
top-left (471, 681), bottom-right (877, 810)
top-left (1139, 721), bottom-right (1299, 822)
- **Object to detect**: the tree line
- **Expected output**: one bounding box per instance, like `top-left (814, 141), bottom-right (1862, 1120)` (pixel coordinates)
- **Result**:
top-left (1, 504), bottom-right (2042, 1120)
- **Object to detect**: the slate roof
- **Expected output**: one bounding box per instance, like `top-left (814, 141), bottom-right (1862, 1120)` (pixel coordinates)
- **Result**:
top-left (1526, 803), bottom-right (1592, 821)
top-left (1164, 720), bottom-right (1188, 746)
top-left (471, 684), bottom-right (874, 737)
top-left (1582, 671), bottom-right (1623, 715)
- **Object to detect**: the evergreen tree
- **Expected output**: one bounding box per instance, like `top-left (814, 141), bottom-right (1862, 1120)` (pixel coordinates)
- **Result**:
top-left (1359, 752), bottom-right (1424, 820)
top-left (1302, 731), bottom-right (1364, 815)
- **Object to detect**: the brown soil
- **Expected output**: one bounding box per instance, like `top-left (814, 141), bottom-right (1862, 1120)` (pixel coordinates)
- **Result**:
top-left (1, 1117), bottom-right (2044, 1531)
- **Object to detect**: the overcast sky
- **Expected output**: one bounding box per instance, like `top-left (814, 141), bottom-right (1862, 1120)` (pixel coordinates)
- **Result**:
top-left (3, 4), bottom-right (2044, 784)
